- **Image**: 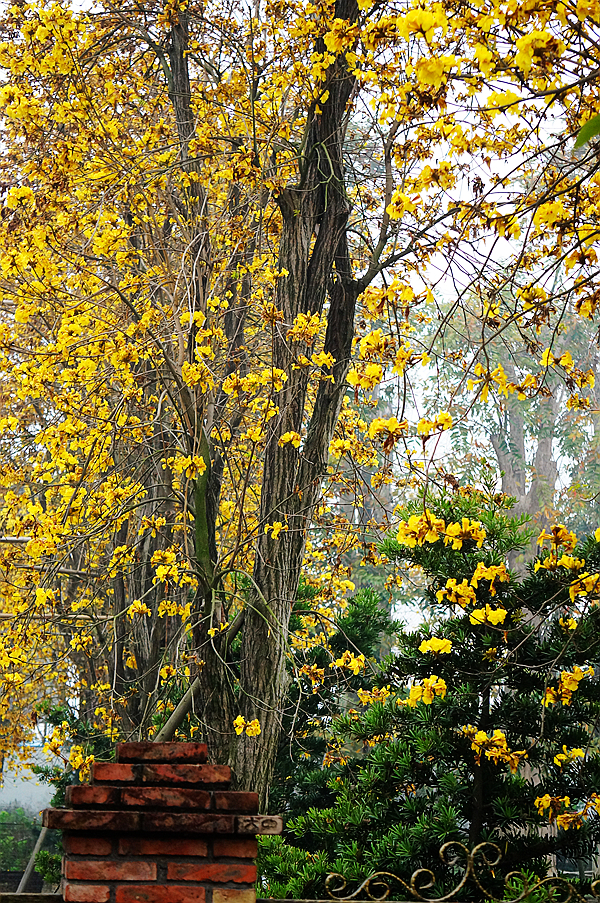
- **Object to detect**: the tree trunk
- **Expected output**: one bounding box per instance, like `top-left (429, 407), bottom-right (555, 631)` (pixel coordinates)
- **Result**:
top-left (189, 0), bottom-right (361, 804)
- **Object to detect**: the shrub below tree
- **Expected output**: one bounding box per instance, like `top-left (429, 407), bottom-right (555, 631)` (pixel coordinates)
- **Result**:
top-left (259, 490), bottom-right (600, 899)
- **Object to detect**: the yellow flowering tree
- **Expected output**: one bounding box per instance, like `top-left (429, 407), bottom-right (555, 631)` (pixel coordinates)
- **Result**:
top-left (2, 0), bottom-right (600, 805)
top-left (259, 489), bottom-right (600, 896)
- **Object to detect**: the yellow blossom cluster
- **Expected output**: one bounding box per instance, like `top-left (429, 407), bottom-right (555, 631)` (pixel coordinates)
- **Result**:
top-left (535, 554), bottom-right (585, 574)
top-left (367, 416), bottom-right (408, 453)
top-left (461, 726), bottom-right (527, 773)
top-left (299, 663), bottom-right (326, 693)
top-left (416, 412), bottom-right (453, 437)
top-left (69, 745), bottom-right (95, 783)
top-left (419, 637), bottom-right (452, 655)
top-left (346, 362), bottom-right (384, 391)
top-left (357, 685), bottom-right (392, 705)
top-left (535, 793), bottom-right (600, 830)
top-left (443, 518), bottom-right (486, 550)
top-left (436, 578), bottom-right (476, 607)
top-left (396, 510), bottom-right (445, 547)
top-left (330, 650), bottom-right (366, 675)
top-left (233, 716), bottom-right (261, 737)
top-left (403, 674), bottom-right (447, 707)
top-left (286, 311), bottom-right (322, 345)
top-left (469, 604), bottom-right (508, 626)
top-left (471, 562), bottom-right (510, 596)
top-left (559, 617), bottom-right (577, 631)
top-left (537, 525), bottom-right (578, 554)
top-left (437, 563), bottom-right (510, 620)
top-left (569, 572), bottom-right (600, 602)
top-left (542, 666), bottom-right (594, 707)
top-left (553, 745), bottom-right (585, 767)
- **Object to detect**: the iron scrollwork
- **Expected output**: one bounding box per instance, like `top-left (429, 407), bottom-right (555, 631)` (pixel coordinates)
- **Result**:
top-left (325, 841), bottom-right (600, 903)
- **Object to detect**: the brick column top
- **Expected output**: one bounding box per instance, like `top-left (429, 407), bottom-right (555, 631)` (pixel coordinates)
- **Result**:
top-left (43, 742), bottom-right (283, 836)
top-left (44, 742), bottom-right (282, 903)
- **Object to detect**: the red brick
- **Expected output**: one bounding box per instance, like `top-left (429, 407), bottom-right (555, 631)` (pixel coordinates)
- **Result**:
top-left (63, 835), bottom-right (113, 856)
top-left (118, 837), bottom-right (208, 857)
top-left (93, 763), bottom-right (138, 783)
top-left (141, 812), bottom-right (234, 834)
top-left (141, 764), bottom-right (230, 786)
top-left (213, 838), bottom-right (258, 859)
top-left (117, 742), bottom-right (208, 764)
top-left (213, 792), bottom-right (258, 814)
top-left (44, 809), bottom-right (140, 832)
top-left (166, 863), bottom-right (257, 883)
top-left (65, 861), bottom-right (156, 882)
top-left (67, 786), bottom-right (119, 808)
top-left (122, 787), bottom-right (211, 810)
top-left (116, 887), bottom-right (205, 903)
top-left (64, 884), bottom-right (110, 903)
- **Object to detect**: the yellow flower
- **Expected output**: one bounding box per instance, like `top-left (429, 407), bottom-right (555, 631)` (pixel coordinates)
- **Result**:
top-left (536, 554), bottom-right (585, 573)
top-left (128, 600), bottom-right (151, 618)
top-left (462, 725), bottom-right (526, 772)
top-left (535, 793), bottom-right (571, 823)
top-left (543, 665), bottom-right (594, 706)
top-left (68, 745), bottom-right (95, 783)
top-left (159, 664), bottom-right (177, 680)
top-left (233, 715), bottom-right (261, 737)
top-left (419, 637), bottom-right (452, 655)
top-left (357, 685), bottom-right (392, 705)
top-left (233, 715), bottom-right (246, 735)
top-left (415, 55), bottom-right (456, 90)
top-left (407, 674), bottom-right (447, 707)
top-left (469, 605), bottom-right (507, 626)
top-left (331, 650), bottom-right (366, 674)
top-left (359, 329), bottom-right (387, 358)
top-left (537, 524), bottom-right (577, 552)
top-left (569, 572), bottom-right (600, 602)
top-left (553, 745), bottom-right (585, 767)
top-left (436, 578), bottom-right (476, 607)
top-left (470, 562), bottom-right (510, 595)
top-left (434, 412), bottom-right (453, 431)
top-left (444, 518), bottom-right (486, 550)
top-left (367, 416), bottom-right (408, 452)
top-left (265, 521), bottom-right (288, 539)
top-left (559, 617), bottom-right (577, 631)
top-left (299, 663), bottom-right (325, 692)
top-left (208, 621), bottom-right (229, 638)
top-left (417, 418), bottom-right (434, 436)
top-left (397, 511), bottom-right (445, 547)
top-left (245, 719), bottom-right (261, 737)
top-left (347, 362), bottom-right (383, 390)
top-left (278, 431), bottom-right (301, 448)
top-left (515, 30), bottom-right (564, 76)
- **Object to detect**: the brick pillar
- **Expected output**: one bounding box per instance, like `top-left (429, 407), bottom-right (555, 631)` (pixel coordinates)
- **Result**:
top-left (42, 742), bottom-right (282, 903)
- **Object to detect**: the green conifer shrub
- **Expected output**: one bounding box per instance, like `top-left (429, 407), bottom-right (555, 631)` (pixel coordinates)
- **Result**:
top-left (259, 490), bottom-right (600, 900)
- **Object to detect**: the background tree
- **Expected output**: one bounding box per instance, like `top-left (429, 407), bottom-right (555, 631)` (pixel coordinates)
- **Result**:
top-left (419, 300), bottom-right (600, 539)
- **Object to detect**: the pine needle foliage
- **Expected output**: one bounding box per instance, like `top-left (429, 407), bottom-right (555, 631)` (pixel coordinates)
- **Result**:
top-left (258, 490), bottom-right (600, 900)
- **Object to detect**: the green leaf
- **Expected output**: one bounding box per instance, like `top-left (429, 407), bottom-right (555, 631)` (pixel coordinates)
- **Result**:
top-left (574, 114), bottom-right (600, 148)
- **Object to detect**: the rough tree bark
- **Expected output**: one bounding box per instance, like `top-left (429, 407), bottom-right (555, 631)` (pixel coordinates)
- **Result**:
top-left (154, 0), bottom-right (366, 804)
